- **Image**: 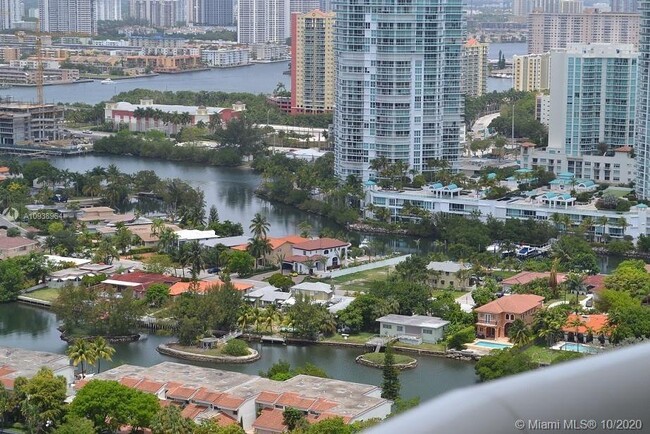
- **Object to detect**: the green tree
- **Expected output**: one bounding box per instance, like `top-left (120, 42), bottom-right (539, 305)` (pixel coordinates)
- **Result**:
top-left (475, 349), bottom-right (535, 382)
top-left (67, 339), bottom-right (95, 377)
top-left (0, 383), bottom-right (9, 430)
top-left (146, 283), bottom-right (170, 307)
top-left (282, 407), bottom-right (306, 431)
top-left (446, 326), bottom-right (476, 350)
top-left (151, 405), bottom-right (195, 434)
top-left (267, 273), bottom-right (294, 291)
top-left (53, 415), bottom-right (95, 434)
top-left (223, 339), bottom-right (250, 356)
top-left (20, 367), bottom-right (67, 432)
top-left (226, 250), bottom-right (255, 276)
top-left (90, 337), bottom-right (115, 374)
top-left (507, 319), bottom-right (532, 347)
top-left (69, 380), bottom-right (160, 432)
top-left (604, 260), bottom-right (650, 300)
top-left (0, 259), bottom-right (26, 302)
top-left (381, 344), bottom-right (400, 401)
top-left (249, 212), bottom-right (270, 239)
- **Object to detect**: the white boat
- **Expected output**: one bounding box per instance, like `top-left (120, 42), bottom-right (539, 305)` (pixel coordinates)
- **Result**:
top-left (100, 78), bottom-right (114, 84)
top-left (359, 238), bottom-right (369, 248)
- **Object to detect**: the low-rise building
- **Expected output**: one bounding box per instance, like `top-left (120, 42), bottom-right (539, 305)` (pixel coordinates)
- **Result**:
top-left (0, 67), bottom-right (79, 85)
top-left (0, 346), bottom-right (74, 393)
top-left (284, 237), bottom-right (351, 274)
top-left (100, 271), bottom-right (181, 299)
top-left (245, 285), bottom-right (291, 307)
top-left (426, 261), bottom-right (472, 290)
top-left (250, 43), bottom-right (290, 62)
top-left (562, 313), bottom-right (610, 344)
top-left (104, 99), bottom-right (245, 134)
top-left (500, 271), bottom-right (568, 291)
top-left (168, 280), bottom-right (253, 296)
top-left (291, 282), bottom-right (333, 301)
top-left (377, 314), bottom-right (449, 345)
top-left (76, 206), bottom-right (135, 224)
top-left (232, 235), bottom-right (310, 268)
top-left (475, 294), bottom-right (545, 340)
top-left (86, 361), bottom-right (392, 431)
top-left (202, 48), bottom-right (250, 67)
top-left (0, 236), bottom-right (38, 259)
top-left (175, 229), bottom-right (220, 244)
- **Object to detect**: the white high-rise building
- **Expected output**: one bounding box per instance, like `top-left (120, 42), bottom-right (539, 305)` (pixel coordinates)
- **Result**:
top-left (39, 0), bottom-right (96, 34)
top-left (237, 0), bottom-right (289, 44)
top-left (130, 0), bottom-right (185, 27)
top-left (0, 0), bottom-right (24, 29)
top-left (549, 44), bottom-right (637, 157)
top-left (96, 0), bottom-right (121, 20)
top-left (290, 0), bottom-right (318, 13)
top-left (635, 0), bottom-right (650, 198)
top-left (333, 0), bottom-right (465, 181)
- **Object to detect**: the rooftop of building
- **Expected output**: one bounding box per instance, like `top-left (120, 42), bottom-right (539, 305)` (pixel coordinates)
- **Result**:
top-left (376, 314), bottom-right (449, 329)
top-left (109, 101), bottom-right (240, 116)
top-left (426, 261), bottom-right (471, 273)
top-left (291, 282), bottom-right (332, 293)
top-left (0, 236), bottom-right (37, 249)
top-left (501, 271), bottom-right (567, 286)
top-left (562, 313), bottom-right (609, 334)
top-left (0, 346), bottom-right (70, 388)
top-left (475, 294), bottom-right (545, 315)
top-left (293, 237), bottom-right (350, 251)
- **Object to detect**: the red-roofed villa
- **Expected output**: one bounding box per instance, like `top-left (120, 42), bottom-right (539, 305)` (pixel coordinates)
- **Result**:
top-left (475, 294), bottom-right (545, 340)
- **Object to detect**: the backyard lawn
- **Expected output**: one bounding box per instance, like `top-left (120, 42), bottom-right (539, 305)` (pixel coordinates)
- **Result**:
top-left (323, 332), bottom-right (376, 345)
top-left (326, 267), bottom-right (394, 293)
top-left (24, 287), bottom-right (61, 303)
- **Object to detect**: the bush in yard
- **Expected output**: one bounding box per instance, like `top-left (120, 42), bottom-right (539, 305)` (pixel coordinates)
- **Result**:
top-left (223, 339), bottom-right (249, 356)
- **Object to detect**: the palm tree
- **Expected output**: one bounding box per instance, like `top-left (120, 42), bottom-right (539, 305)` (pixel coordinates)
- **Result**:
top-left (263, 305), bottom-right (280, 331)
top-left (580, 216), bottom-right (595, 242)
top-left (158, 228), bottom-right (179, 254)
top-left (534, 309), bottom-right (563, 347)
top-left (150, 218), bottom-right (166, 237)
top-left (249, 213), bottom-right (270, 239)
top-left (237, 306), bottom-right (252, 331)
top-left (560, 214), bottom-right (572, 235)
top-left (67, 339), bottom-right (95, 378)
top-left (549, 258), bottom-right (560, 298)
top-left (250, 307), bottom-right (264, 335)
top-left (617, 216), bottom-right (628, 238)
top-left (568, 312), bottom-right (586, 351)
top-left (276, 252), bottom-right (286, 275)
top-left (565, 273), bottom-right (585, 304)
top-left (508, 319), bottom-right (532, 347)
top-left (90, 337), bottom-right (115, 374)
top-left (247, 237), bottom-right (273, 269)
top-left (182, 240), bottom-right (205, 281)
top-left (597, 215), bottom-right (609, 242)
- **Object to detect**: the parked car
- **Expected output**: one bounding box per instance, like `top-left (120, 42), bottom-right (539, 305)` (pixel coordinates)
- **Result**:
top-left (82, 130), bottom-right (92, 135)
top-left (207, 267), bottom-right (220, 274)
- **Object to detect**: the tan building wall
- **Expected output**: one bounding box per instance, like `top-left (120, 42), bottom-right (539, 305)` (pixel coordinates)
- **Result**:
top-left (513, 53), bottom-right (551, 92)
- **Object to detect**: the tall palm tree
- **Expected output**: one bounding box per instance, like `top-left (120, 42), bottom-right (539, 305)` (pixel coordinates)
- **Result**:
top-left (238, 306), bottom-right (253, 331)
top-left (90, 337), bottom-right (115, 374)
top-left (247, 237), bottom-right (273, 269)
top-left (565, 273), bottom-right (585, 304)
top-left (67, 339), bottom-right (94, 378)
top-left (249, 213), bottom-right (271, 239)
top-left (263, 305), bottom-right (280, 331)
top-left (581, 216), bottom-right (595, 242)
top-left (597, 215), bottom-right (609, 242)
top-left (182, 240), bottom-right (205, 281)
top-left (250, 307), bottom-right (264, 335)
top-left (568, 312), bottom-right (586, 351)
top-left (617, 216), bottom-right (629, 238)
top-left (150, 218), bottom-right (166, 237)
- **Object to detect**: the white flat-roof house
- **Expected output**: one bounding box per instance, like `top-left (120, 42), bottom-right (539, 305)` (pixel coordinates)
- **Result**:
top-left (175, 229), bottom-right (220, 244)
top-left (377, 314), bottom-right (449, 345)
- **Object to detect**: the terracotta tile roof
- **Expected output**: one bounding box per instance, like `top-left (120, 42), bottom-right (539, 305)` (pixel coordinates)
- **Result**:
top-left (475, 294), bottom-right (545, 315)
top-left (256, 391), bottom-right (281, 404)
top-left (0, 166), bottom-right (9, 173)
top-left (584, 274), bottom-right (607, 293)
top-left (520, 141), bottom-right (537, 148)
top-left (74, 378), bottom-right (89, 390)
top-left (309, 398), bottom-right (338, 413)
top-left (212, 393), bottom-right (246, 410)
top-left (135, 379), bottom-right (165, 394)
top-left (0, 366), bottom-right (16, 377)
top-left (562, 313), bottom-right (609, 334)
top-left (252, 409), bottom-right (287, 433)
top-left (285, 254), bottom-right (324, 263)
top-left (181, 403), bottom-right (206, 420)
top-left (106, 271), bottom-right (180, 291)
top-left (276, 392), bottom-right (316, 410)
top-left (211, 412), bottom-right (238, 427)
top-left (614, 145), bottom-right (633, 153)
top-left (192, 387), bottom-right (223, 404)
top-left (119, 377), bottom-right (143, 388)
top-left (167, 386), bottom-right (199, 401)
top-left (169, 280), bottom-right (253, 296)
top-left (501, 271), bottom-right (567, 286)
top-left (293, 237), bottom-right (349, 251)
top-left (0, 377), bottom-right (14, 389)
top-left (0, 236), bottom-right (37, 249)
top-left (465, 37), bottom-right (480, 46)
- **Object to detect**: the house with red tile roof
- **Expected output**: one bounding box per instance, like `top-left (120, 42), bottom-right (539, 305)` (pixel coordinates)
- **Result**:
top-left (562, 313), bottom-right (610, 344)
top-left (475, 294), bottom-right (545, 340)
top-left (100, 271), bottom-right (181, 298)
top-left (285, 237), bottom-right (351, 275)
top-left (500, 271), bottom-right (567, 291)
top-left (232, 235), bottom-right (310, 268)
top-left (168, 279), bottom-right (253, 297)
top-left (253, 408), bottom-right (287, 434)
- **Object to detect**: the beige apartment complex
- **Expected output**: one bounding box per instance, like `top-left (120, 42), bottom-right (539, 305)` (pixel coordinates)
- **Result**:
top-left (290, 10), bottom-right (335, 114)
top-left (462, 38), bottom-right (488, 97)
top-left (513, 53), bottom-right (551, 92)
top-left (527, 10), bottom-right (640, 54)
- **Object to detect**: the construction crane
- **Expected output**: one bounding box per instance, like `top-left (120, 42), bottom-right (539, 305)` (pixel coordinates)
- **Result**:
top-left (35, 18), bottom-right (44, 106)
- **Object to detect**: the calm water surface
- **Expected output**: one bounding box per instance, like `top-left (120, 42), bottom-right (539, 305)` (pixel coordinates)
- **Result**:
top-left (0, 303), bottom-right (478, 402)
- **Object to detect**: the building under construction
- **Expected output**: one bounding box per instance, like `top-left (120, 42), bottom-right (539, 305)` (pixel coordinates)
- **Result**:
top-left (0, 100), bottom-right (65, 146)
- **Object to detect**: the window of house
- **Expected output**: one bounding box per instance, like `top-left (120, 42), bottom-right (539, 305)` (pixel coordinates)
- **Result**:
top-left (383, 324), bottom-right (392, 329)
top-left (396, 326), bottom-right (403, 331)
top-left (441, 280), bottom-right (445, 285)
top-left (423, 329), bottom-right (433, 334)
top-left (324, 250), bottom-right (329, 254)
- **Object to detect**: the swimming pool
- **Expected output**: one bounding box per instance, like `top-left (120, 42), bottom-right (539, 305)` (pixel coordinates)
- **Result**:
top-left (473, 340), bottom-right (512, 349)
top-left (560, 343), bottom-right (599, 354)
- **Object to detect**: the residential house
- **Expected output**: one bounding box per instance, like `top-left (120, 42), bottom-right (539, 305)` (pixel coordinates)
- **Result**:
top-left (291, 282), bottom-right (333, 302)
top-left (284, 237), bottom-right (351, 274)
top-left (168, 280), bottom-right (254, 297)
top-left (426, 261), bottom-right (473, 290)
top-left (0, 346), bottom-right (75, 394)
top-left (232, 235), bottom-right (310, 268)
top-left (562, 313), bottom-right (610, 345)
top-left (98, 223), bottom-right (181, 248)
top-left (245, 285), bottom-right (291, 307)
top-left (175, 229), bottom-right (220, 245)
top-left (76, 206), bottom-right (135, 224)
top-left (100, 271), bottom-right (181, 298)
top-left (475, 294), bottom-right (545, 340)
top-left (0, 236), bottom-right (38, 259)
top-left (376, 314), bottom-right (449, 345)
top-left (500, 271), bottom-right (567, 292)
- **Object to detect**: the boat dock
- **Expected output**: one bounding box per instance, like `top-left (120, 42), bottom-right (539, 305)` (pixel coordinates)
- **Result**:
top-left (261, 335), bottom-right (286, 344)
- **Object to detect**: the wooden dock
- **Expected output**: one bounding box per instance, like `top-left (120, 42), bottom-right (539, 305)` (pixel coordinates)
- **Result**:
top-left (261, 335), bottom-right (286, 344)
top-left (17, 296), bottom-right (52, 307)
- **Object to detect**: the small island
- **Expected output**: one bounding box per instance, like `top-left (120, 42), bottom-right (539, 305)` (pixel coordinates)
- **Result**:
top-left (356, 352), bottom-right (418, 370)
top-left (158, 338), bottom-right (260, 364)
